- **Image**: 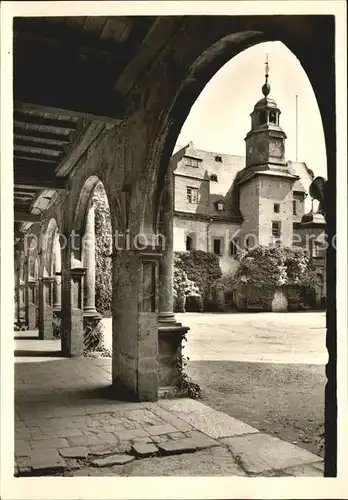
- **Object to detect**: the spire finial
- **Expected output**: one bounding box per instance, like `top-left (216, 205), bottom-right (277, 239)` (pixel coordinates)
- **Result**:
top-left (262, 54), bottom-right (271, 97)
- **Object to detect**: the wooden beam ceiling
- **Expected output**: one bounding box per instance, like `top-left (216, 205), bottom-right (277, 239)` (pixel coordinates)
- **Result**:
top-left (14, 211), bottom-right (42, 223)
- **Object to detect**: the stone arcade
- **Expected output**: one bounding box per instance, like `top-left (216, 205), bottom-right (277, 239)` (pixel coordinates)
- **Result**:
top-left (13, 16), bottom-right (335, 431)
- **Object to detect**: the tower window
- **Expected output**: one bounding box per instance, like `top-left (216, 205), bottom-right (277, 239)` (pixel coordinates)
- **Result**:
top-left (210, 174), bottom-right (218, 182)
top-left (214, 155), bottom-right (223, 162)
top-left (259, 110), bottom-right (267, 125)
top-left (216, 201), bottom-right (224, 211)
top-left (229, 239), bottom-right (239, 257)
top-left (273, 203), bottom-right (280, 213)
top-left (269, 111), bottom-right (277, 124)
top-left (293, 200), bottom-right (297, 215)
top-left (213, 238), bottom-right (222, 255)
top-left (186, 234), bottom-right (195, 251)
top-left (272, 221), bottom-right (281, 238)
top-left (186, 187), bottom-right (198, 204)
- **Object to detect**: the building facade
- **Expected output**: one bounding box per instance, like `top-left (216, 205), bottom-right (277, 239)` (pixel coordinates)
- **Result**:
top-left (171, 71), bottom-right (327, 304)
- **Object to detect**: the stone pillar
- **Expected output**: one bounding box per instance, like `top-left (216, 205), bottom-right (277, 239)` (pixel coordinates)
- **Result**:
top-left (52, 235), bottom-right (62, 312)
top-left (18, 280), bottom-right (26, 323)
top-left (38, 277), bottom-right (55, 339)
top-left (26, 278), bottom-right (37, 330)
top-left (61, 267), bottom-right (86, 357)
top-left (157, 176), bottom-right (190, 394)
top-left (83, 203), bottom-right (101, 318)
top-left (112, 246), bottom-right (161, 401)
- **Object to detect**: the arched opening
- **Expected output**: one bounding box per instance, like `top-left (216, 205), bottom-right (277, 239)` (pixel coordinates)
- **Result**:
top-left (73, 176), bottom-right (113, 356)
top-left (153, 39), bottom-right (329, 457)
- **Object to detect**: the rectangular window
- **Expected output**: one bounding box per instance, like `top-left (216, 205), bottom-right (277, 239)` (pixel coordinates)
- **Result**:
top-left (273, 203), bottom-right (280, 213)
top-left (293, 200), bottom-right (297, 215)
top-left (214, 155), bottom-right (223, 163)
top-left (185, 157), bottom-right (199, 167)
top-left (213, 238), bottom-right (222, 256)
top-left (186, 187), bottom-right (198, 204)
top-left (272, 221), bottom-right (281, 238)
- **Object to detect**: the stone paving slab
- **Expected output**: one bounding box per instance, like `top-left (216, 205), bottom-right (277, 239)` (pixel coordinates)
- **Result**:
top-left (173, 408), bottom-right (259, 439)
top-left (223, 433), bottom-right (322, 474)
top-left (121, 446), bottom-right (247, 476)
top-left (14, 356), bottom-right (324, 477)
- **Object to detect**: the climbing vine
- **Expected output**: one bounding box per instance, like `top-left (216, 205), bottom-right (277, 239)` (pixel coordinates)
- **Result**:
top-left (93, 183), bottom-right (113, 317)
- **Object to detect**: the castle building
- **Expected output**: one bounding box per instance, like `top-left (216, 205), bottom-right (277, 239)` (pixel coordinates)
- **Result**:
top-left (170, 65), bottom-right (327, 305)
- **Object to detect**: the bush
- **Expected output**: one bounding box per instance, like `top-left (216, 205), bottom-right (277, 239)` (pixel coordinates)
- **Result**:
top-left (212, 245), bottom-right (317, 311)
top-left (185, 294), bottom-right (204, 312)
top-left (174, 251), bottom-right (222, 309)
top-left (52, 312), bottom-right (62, 339)
top-left (83, 316), bottom-right (105, 353)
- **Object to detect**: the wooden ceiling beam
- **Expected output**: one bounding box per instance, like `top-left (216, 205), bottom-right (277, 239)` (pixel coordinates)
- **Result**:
top-left (14, 137), bottom-right (65, 154)
top-left (14, 150), bottom-right (61, 164)
top-left (14, 111), bottom-right (78, 132)
top-left (14, 127), bottom-right (70, 144)
top-left (15, 94), bottom-right (125, 124)
top-left (14, 165), bottom-right (67, 191)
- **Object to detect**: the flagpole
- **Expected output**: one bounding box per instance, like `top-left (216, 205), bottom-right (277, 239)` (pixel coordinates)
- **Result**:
top-left (295, 94), bottom-right (298, 162)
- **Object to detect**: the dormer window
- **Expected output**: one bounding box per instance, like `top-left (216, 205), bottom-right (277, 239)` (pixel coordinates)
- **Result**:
top-left (185, 157), bottom-right (200, 167)
top-left (215, 201), bottom-right (225, 211)
top-left (259, 110), bottom-right (267, 125)
top-left (214, 155), bottom-right (223, 163)
top-left (210, 174), bottom-right (218, 182)
top-left (269, 111), bottom-right (277, 124)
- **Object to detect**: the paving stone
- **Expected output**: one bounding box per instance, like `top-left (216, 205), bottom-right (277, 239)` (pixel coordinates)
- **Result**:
top-left (59, 446), bottom-right (89, 459)
top-left (15, 440), bottom-right (32, 456)
top-left (92, 454), bottom-right (135, 467)
top-left (113, 428), bottom-right (149, 441)
top-left (65, 459), bottom-right (81, 470)
top-left (57, 428), bottom-right (83, 438)
top-left (151, 435), bottom-right (170, 444)
top-left (16, 457), bottom-right (31, 476)
top-left (144, 423), bottom-right (178, 436)
top-left (223, 433), bottom-right (322, 474)
top-left (88, 444), bottom-right (121, 456)
top-left (175, 409), bottom-right (259, 439)
top-left (144, 404), bottom-right (193, 432)
top-left (158, 399), bottom-right (212, 413)
top-left (30, 437), bottom-right (69, 450)
top-left (281, 464), bottom-right (324, 476)
top-left (68, 434), bottom-right (113, 447)
top-left (30, 449), bottom-right (67, 474)
top-left (168, 431), bottom-right (186, 440)
top-left (131, 443), bottom-right (159, 457)
top-left (117, 441), bottom-right (132, 453)
top-left (122, 446), bottom-right (246, 476)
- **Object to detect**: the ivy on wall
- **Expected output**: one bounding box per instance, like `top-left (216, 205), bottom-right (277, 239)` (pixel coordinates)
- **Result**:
top-left (174, 250), bottom-right (222, 310)
top-left (212, 245), bottom-right (317, 310)
top-left (93, 184), bottom-right (113, 317)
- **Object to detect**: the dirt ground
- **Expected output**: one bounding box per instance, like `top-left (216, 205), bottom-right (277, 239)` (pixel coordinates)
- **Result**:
top-left (187, 360), bottom-right (325, 457)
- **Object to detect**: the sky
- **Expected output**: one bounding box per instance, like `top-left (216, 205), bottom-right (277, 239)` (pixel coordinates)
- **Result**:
top-left (175, 41), bottom-right (327, 179)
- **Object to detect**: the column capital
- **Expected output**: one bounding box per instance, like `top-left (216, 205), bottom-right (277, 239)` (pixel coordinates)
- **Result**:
top-left (66, 267), bottom-right (87, 279)
top-left (27, 277), bottom-right (38, 286)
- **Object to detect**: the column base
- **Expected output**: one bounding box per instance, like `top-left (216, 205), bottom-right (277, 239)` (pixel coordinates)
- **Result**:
top-left (83, 308), bottom-right (103, 320)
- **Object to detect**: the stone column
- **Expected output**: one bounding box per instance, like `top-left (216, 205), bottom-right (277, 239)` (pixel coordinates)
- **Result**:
top-left (38, 277), bottom-right (55, 339)
top-left (83, 203), bottom-right (101, 318)
top-left (52, 235), bottom-right (62, 312)
top-left (18, 280), bottom-right (26, 324)
top-left (26, 278), bottom-right (37, 330)
top-left (61, 267), bottom-right (86, 357)
top-left (157, 176), bottom-right (190, 394)
top-left (112, 246), bottom-right (162, 401)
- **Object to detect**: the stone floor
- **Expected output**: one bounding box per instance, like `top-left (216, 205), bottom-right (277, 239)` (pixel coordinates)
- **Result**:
top-left (14, 331), bottom-right (324, 477)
